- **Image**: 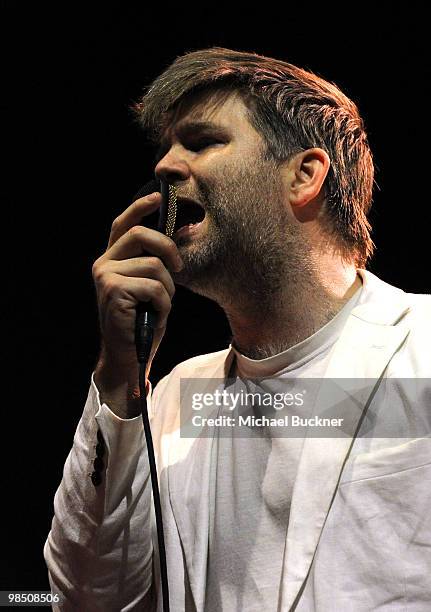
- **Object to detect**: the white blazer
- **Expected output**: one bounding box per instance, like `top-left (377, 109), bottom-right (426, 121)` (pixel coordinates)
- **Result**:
top-left (45, 271), bottom-right (431, 611)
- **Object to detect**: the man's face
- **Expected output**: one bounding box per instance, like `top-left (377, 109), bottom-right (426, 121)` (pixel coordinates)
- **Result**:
top-left (154, 92), bottom-right (298, 306)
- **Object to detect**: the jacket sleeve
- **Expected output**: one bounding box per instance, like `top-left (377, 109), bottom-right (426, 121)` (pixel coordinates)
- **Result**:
top-left (44, 376), bottom-right (156, 611)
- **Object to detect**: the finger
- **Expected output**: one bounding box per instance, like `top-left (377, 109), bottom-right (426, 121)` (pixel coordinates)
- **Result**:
top-left (104, 225), bottom-right (183, 273)
top-left (110, 274), bottom-right (172, 328)
top-left (108, 192), bottom-right (162, 248)
top-left (103, 256), bottom-right (176, 299)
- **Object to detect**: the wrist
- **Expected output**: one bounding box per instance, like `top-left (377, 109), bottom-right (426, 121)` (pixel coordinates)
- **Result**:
top-left (95, 354), bottom-right (142, 419)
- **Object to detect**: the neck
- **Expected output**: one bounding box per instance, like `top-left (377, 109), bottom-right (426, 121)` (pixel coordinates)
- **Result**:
top-left (221, 263), bottom-right (361, 360)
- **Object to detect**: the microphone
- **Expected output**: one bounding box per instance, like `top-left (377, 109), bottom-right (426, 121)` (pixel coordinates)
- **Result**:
top-left (132, 178), bottom-right (177, 236)
top-left (133, 178), bottom-right (177, 364)
top-left (132, 178), bottom-right (177, 612)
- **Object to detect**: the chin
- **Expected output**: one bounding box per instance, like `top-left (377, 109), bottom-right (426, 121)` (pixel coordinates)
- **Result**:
top-left (172, 254), bottom-right (221, 296)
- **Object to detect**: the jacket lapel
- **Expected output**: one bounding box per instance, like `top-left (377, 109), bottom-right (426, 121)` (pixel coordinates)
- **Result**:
top-left (279, 288), bottom-right (411, 610)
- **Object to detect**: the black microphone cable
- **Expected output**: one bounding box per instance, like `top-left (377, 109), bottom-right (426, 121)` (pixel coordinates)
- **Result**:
top-left (135, 304), bottom-right (170, 612)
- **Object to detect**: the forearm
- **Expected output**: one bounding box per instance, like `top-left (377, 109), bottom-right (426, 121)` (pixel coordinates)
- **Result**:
top-left (44, 378), bottom-right (154, 611)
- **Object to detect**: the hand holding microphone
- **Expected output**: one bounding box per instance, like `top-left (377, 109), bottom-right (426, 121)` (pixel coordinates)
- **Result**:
top-left (92, 186), bottom-right (182, 418)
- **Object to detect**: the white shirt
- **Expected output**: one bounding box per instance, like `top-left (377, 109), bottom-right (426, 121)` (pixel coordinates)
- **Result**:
top-left (205, 286), bottom-right (362, 611)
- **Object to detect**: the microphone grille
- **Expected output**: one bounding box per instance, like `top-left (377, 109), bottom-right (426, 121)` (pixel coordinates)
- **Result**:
top-left (165, 185), bottom-right (177, 238)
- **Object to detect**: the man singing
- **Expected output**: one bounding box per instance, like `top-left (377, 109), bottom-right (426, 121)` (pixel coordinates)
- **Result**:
top-left (45, 48), bottom-right (431, 611)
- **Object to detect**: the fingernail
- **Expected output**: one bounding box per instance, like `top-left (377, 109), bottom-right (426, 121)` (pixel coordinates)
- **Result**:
top-left (148, 192), bottom-right (159, 201)
top-left (175, 258), bottom-right (184, 272)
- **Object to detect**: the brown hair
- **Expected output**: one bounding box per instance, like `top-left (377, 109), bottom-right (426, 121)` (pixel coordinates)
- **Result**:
top-left (134, 47), bottom-right (374, 266)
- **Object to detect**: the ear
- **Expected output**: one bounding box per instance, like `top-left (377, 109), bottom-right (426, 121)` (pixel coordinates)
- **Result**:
top-left (283, 148), bottom-right (330, 208)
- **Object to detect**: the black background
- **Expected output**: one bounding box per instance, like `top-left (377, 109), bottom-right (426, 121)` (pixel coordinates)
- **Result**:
top-left (2, 1), bottom-right (429, 592)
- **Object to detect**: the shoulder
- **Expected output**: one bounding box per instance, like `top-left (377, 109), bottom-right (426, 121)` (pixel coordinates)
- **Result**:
top-left (405, 292), bottom-right (431, 315)
top-left (357, 270), bottom-right (431, 323)
top-left (358, 271), bottom-right (431, 376)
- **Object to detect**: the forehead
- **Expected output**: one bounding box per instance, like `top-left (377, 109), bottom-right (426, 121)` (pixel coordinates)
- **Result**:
top-left (175, 90), bottom-right (247, 121)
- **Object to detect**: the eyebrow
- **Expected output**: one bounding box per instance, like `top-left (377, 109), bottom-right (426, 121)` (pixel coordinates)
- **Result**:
top-left (155, 120), bottom-right (230, 162)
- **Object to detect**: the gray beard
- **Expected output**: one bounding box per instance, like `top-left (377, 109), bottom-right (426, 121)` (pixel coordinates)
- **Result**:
top-left (173, 160), bottom-right (305, 314)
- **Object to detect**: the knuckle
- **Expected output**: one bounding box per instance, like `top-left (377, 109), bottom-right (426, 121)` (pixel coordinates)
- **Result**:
top-left (151, 280), bottom-right (165, 298)
top-left (145, 256), bottom-right (163, 274)
top-left (164, 239), bottom-right (177, 256)
top-left (111, 216), bottom-right (121, 231)
top-left (128, 225), bottom-right (144, 238)
top-left (92, 259), bottom-right (104, 282)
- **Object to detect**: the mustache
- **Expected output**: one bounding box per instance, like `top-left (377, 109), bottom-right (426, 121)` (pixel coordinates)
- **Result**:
top-left (174, 179), bottom-right (214, 212)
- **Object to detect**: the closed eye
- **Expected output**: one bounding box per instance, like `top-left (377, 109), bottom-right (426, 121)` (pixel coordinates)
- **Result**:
top-left (186, 137), bottom-right (225, 152)
top-left (154, 121), bottom-right (230, 162)
top-left (153, 137), bottom-right (224, 164)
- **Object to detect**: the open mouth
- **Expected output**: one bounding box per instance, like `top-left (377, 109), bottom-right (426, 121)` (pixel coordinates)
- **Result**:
top-left (174, 198), bottom-right (206, 234)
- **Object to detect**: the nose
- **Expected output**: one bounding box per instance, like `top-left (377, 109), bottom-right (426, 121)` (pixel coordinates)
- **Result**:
top-left (154, 145), bottom-right (191, 185)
